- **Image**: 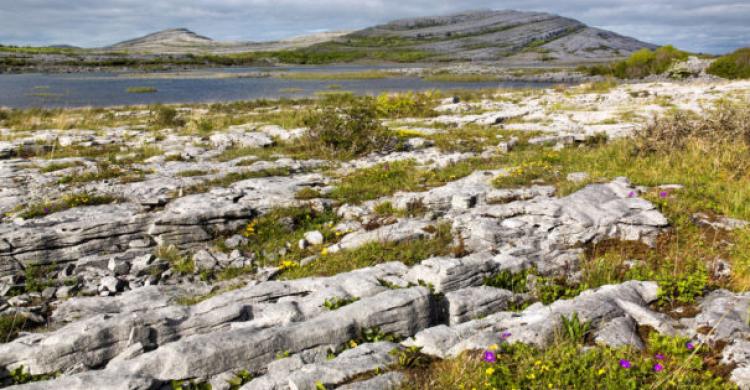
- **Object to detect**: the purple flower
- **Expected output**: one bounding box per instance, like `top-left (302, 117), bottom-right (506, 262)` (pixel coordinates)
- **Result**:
top-left (628, 191), bottom-right (636, 198)
top-left (483, 350), bottom-right (497, 363)
top-left (654, 353), bottom-right (665, 360)
top-left (619, 359), bottom-right (632, 369)
top-left (501, 331), bottom-right (512, 339)
top-left (653, 363), bottom-right (664, 372)
top-left (659, 191), bottom-right (669, 199)
top-left (43, 207), bottom-right (50, 214)
top-left (686, 342), bottom-right (695, 351)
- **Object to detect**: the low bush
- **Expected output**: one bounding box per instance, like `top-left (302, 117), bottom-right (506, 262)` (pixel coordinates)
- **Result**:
top-left (150, 106), bottom-right (184, 128)
top-left (375, 91), bottom-right (438, 118)
top-left (583, 45), bottom-right (689, 79)
top-left (707, 48), bottom-right (750, 79)
top-left (298, 98), bottom-right (396, 160)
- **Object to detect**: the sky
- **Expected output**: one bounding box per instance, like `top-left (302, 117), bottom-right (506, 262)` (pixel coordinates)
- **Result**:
top-left (0, 0), bottom-right (748, 54)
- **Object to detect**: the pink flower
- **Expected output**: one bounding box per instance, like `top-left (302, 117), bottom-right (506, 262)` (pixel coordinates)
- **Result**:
top-left (483, 350), bottom-right (497, 363)
top-left (653, 363), bottom-right (664, 372)
top-left (619, 359), bottom-right (632, 369)
top-left (686, 342), bottom-right (695, 351)
top-left (501, 331), bottom-right (512, 339)
top-left (659, 191), bottom-right (669, 199)
top-left (628, 191), bottom-right (636, 198)
top-left (655, 353), bottom-right (665, 360)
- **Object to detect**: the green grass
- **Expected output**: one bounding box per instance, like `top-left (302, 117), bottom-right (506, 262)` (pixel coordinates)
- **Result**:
top-left (57, 162), bottom-right (143, 184)
top-left (18, 192), bottom-right (118, 219)
top-left (402, 333), bottom-right (732, 389)
top-left (228, 207), bottom-right (339, 272)
top-left (281, 223), bottom-right (454, 279)
top-left (176, 169), bottom-right (210, 178)
top-left (126, 86), bottom-right (158, 94)
top-left (155, 245), bottom-right (195, 275)
top-left (38, 161), bottom-right (83, 173)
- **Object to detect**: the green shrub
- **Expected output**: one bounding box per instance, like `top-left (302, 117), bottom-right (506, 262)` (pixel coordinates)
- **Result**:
top-left (150, 106), bottom-right (184, 128)
top-left (299, 98), bottom-right (395, 159)
top-left (707, 48), bottom-right (750, 79)
top-left (156, 245), bottom-right (195, 275)
top-left (584, 45), bottom-right (689, 79)
top-left (374, 91), bottom-right (438, 118)
top-left (560, 312), bottom-right (591, 344)
top-left (656, 269), bottom-right (709, 306)
top-left (484, 269), bottom-right (530, 293)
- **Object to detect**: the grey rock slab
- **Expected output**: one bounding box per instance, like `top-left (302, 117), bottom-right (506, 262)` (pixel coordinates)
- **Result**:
top-left (337, 219), bottom-right (434, 252)
top-left (8, 371), bottom-right (158, 390)
top-left (731, 366), bottom-right (750, 390)
top-left (242, 342), bottom-right (398, 390)
top-left (2, 263), bottom-right (411, 376)
top-left (444, 286), bottom-right (515, 325)
top-left (684, 290), bottom-right (750, 344)
top-left (209, 131), bottom-right (274, 148)
top-left (615, 299), bottom-right (679, 336)
top-left (110, 287), bottom-right (434, 380)
top-left (405, 252), bottom-right (498, 293)
top-left (692, 212), bottom-right (750, 231)
top-left (0, 203), bottom-right (151, 272)
top-left (406, 281), bottom-right (659, 358)
top-left (593, 315), bottom-right (644, 350)
top-left (336, 372), bottom-right (405, 390)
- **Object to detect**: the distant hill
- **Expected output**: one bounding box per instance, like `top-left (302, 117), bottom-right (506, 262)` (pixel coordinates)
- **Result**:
top-left (91, 10), bottom-right (657, 64)
top-left (105, 28), bottom-right (350, 54)
top-left (332, 10), bottom-right (657, 63)
top-left (107, 28), bottom-right (217, 52)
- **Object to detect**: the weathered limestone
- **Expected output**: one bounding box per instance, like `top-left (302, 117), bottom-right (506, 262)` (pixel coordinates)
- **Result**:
top-left (443, 286), bottom-right (516, 325)
top-left (405, 281), bottom-right (659, 358)
top-left (242, 342), bottom-right (398, 390)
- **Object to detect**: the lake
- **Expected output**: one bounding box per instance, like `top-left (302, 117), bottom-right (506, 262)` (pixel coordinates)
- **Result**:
top-left (0, 65), bottom-right (558, 108)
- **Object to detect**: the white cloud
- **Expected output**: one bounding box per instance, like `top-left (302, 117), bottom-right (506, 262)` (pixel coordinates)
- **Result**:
top-left (0, 0), bottom-right (747, 53)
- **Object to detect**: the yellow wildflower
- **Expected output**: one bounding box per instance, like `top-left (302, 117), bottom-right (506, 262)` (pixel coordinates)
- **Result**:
top-left (488, 344), bottom-right (499, 351)
top-left (486, 367), bottom-right (495, 376)
top-left (527, 373), bottom-right (536, 380)
top-left (321, 247), bottom-right (329, 256)
top-left (597, 368), bottom-right (606, 376)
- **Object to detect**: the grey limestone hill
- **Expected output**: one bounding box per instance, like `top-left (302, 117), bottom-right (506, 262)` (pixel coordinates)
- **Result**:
top-left (105, 28), bottom-right (350, 54)
top-left (108, 28), bottom-right (215, 51)
top-left (338, 9), bottom-right (657, 62)
top-left (101, 10), bottom-right (655, 63)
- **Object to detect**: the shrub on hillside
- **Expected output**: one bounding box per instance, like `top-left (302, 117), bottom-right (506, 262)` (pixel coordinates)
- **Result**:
top-left (150, 105), bottom-right (184, 128)
top-left (583, 45), bottom-right (689, 79)
top-left (375, 91), bottom-right (438, 118)
top-left (707, 48), bottom-right (750, 79)
top-left (301, 98), bottom-right (396, 159)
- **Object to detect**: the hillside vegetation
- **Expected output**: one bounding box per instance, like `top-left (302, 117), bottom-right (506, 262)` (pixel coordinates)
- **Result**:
top-left (707, 48), bottom-right (750, 79)
top-left (582, 45), bottom-right (689, 79)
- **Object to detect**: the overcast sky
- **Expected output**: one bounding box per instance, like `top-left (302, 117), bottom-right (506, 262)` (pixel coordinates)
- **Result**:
top-left (0, 1), bottom-right (748, 54)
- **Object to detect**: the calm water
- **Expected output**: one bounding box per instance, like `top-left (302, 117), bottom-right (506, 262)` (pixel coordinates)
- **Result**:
top-left (0, 66), bottom-right (556, 108)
